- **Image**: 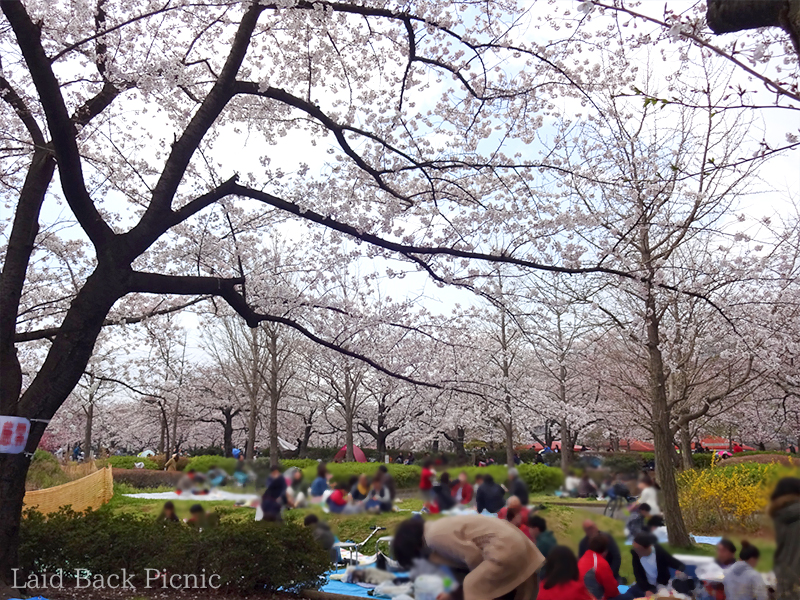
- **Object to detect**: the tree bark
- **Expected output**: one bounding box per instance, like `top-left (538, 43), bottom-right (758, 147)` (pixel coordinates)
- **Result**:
top-left (222, 408), bottom-right (236, 457)
top-left (84, 401), bottom-right (94, 460)
top-left (267, 328), bottom-right (280, 469)
top-left (679, 422), bottom-right (694, 471)
top-left (645, 291), bottom-right (692, 547)
top-left (707, 0), bottom-right (800, 55)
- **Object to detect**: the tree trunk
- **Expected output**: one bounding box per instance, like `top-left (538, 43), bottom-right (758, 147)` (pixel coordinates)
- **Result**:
top-left (645, 293), bottom-right (692, 548)
top-left (158, 412), bottom-right (166, 454)
top-left (246, 405), bottom-right (258, 460)
top-left (268, 330), bottom-right (280, 469)
top-left (345, 408), bottom-right (355, 462)
top-left (679, 422), bottom-right (694, 471)
top-left (560, 418), bottom-right (575, 472)
top-left (300, 423), bottom-right (312, 458)
top-left (505, 420), bottom-right (514, 467)
top-left (84, 401), bottom-right (94, 460)
top-left (0, 265), bottom-right (124, 584)
top-left (222, 410), bottom-right (235, 457)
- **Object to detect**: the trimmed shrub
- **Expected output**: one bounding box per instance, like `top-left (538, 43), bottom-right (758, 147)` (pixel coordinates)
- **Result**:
top-left (26, 449), bottom-right (70, 490)
top-left (297, 462), bottom-right (563, 493)
top-left (692, 453), bottom-right (714, 469)
top-left (99, 456), bottom-right (159, 470)
top-left (112, 468), bottom-right (183, 489)
top-left (19, 507), bottom-right (329, 593)
top-left (603, 453), bottom-right (645, 474)
top-left (185, 455), bottom-right (238, 474)
top-left (302, 463), bottom-right (422, 489)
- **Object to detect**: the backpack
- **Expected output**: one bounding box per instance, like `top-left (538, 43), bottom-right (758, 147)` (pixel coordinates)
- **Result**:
top-left (583, 553), bottom-right (604, 599)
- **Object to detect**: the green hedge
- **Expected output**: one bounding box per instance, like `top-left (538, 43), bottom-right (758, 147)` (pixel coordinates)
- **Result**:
top-left (184, 455), bottom-right (238, 474)
top-left (19, 508), bottom-right (329, 593)
top-left (111, 468), bottom-right (183, 489)
top-left (100, 456), bottom-right (159, 470)
top-left (298, 462), bottom-right (563, 493)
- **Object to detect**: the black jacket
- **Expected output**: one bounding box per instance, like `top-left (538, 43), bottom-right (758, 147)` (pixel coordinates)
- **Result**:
top-left (631, 545), bottom-right (686, 593)
top-left (476, 482), bottom-right (505, 514)
top-left (579, 532), bottom-right (621, 578)
top-left (508, 477), bottom-right (529, 506)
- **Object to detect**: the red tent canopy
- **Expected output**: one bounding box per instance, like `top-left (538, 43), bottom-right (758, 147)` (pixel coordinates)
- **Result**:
top-left (333, 445), bottom-right (367, 463)
top-left (698, 436), bottom-right (755, 451)
top-left (615, 439), bottom-right (655, 452)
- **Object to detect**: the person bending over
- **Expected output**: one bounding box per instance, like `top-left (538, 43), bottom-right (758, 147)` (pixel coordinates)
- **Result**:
top-left (392, 515), bottom-right (544, 600)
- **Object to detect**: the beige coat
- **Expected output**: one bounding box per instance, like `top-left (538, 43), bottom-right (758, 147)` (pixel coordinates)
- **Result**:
top-left (424, 515), bottom-right (545, 600)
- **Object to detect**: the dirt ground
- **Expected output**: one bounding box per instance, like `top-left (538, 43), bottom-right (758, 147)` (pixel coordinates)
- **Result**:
top-left (720, 454), bottom-right (799, 467)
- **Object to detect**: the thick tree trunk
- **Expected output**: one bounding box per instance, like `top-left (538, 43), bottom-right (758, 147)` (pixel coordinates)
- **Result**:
top-left (0, 266), bottom-right (123, 584)
top-left (345, 408), bottom-right (355, 462)
top-left (560, 419), bottom-right (575, 472)
top-left (246, 405), bottom-right (258, 460)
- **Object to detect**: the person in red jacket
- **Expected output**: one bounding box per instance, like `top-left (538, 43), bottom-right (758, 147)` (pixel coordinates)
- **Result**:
top-left (452, 471), bottom-right (474, 504)
top-left (419, 459), bottom-right (436, 501)
top-left (537, 545), bottom-right (593, 600)
top-left (579, 534), bottom-right (627, 599)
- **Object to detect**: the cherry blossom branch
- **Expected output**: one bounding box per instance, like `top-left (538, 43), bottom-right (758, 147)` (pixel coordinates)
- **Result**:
top-left (593, 1), bottom-right (800, 104)
top-left (14, 296), bottom-right (211, 343)
top-left (2, 0), bottom-right (115, 249)
top-left (133, 2), bottom-right (264, 233)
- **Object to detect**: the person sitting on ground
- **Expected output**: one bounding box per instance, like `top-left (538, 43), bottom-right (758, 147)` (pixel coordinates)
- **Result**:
top-left (578, 520), bottom-right (622, 581)
top-left (176, 469), bottom-right (208, 495)
top-left (768, 476), bottom-right (800, 599)
top-left (207, 464), bottom-right (228, 487)
top-left (365, 475), bottom-right (393, 513)
top-left (625, 503), bottom-right (652, 538)
top-left (351, 473), bottom-right (370, 502)
top-left (158, 500), bottom-right (179, 522)
top-left (733, 442), bottom-right (744, 453)
top-left (537, 545), bottom-right (593, 600)
top-left (724, 541), bottom-right (768, 600)
top-left (309, 463), bottom-right (331, 502)
top-left (637, 474), bottom-right (662, 516)
top-left (716, 538), bottom-right (737, 568)
top-left (564, 472), bottom-right (582, 497)
top-left (577, 474), bottom-right (598, 498)
top-left (528, 516), bottom-right (556, 572)
top-left (452, 471), bottom-right (474, 505)
top-left (498, 496), bottom-right (530, 526)
top-left (378, 465), bottom-right (396, 503)
top-left (265, 464), bottom-right (287, 501)
top-left (186, 504), bottom-right (219, 530)
top-left (579, 534), bottom-right (627, 600)
top-left (703, 539), bottom-right (737, 600)
top-left (476, 473), bottom-right (506, 514)
top-left (326, 481), bottom-right (351, 514)
top-left (431, 471), bottom-right (456, 512)
top-left (507, 468), bottom-right (529, 505)
top-left (286, 468), bottom-right (307, 508)
top-left (304, 513), bottom-right (339, 563)
top-left (261, 470), bottom-right (288, 520)
top-left (419, 459), bottom-right (436, 502)
top-left (233, 454), bottom-right (255, 486)
top-left (395, 453), bottom-right (405, 464)
top-left (629, 532), bottom-right (686, 597)
top-left (392, 515), bottom-right (544, 600)
top-left (405, 452), bottom-right (415, 465)
top-left (503, 497), bottom-right (531, 539)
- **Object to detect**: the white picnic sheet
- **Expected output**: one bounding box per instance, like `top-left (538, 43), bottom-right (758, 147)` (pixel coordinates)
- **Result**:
top-left (123, 490), bottom-right (259, 502)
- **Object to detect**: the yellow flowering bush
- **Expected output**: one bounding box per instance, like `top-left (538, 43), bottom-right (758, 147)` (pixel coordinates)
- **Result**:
top-left (678, 458), bottom-right (796, 533)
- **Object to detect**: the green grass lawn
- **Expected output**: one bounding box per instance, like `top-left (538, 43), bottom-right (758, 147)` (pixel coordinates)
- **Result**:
top-left (104, 486), bottom-right (777, 580)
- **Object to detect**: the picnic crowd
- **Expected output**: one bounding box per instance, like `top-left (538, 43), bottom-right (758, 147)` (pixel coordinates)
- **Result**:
top-left (160, 456), bottom-right (799, 600)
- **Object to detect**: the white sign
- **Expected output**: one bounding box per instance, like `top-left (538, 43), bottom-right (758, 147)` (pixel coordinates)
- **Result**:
top-left (0, 416), bottom-right (31, 454)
